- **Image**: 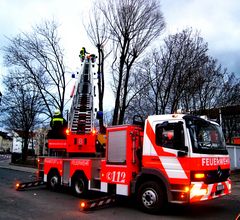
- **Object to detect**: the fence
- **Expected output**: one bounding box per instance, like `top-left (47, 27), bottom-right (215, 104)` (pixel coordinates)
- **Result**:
top-left (227, 145), bottom-right (240, 170)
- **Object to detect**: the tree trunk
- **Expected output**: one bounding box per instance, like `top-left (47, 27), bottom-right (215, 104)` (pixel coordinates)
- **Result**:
top-left (97, 46), bottom-right (105, 132)
top-left (22, 134), bottom-right (29, 162)
top-left (112, 54), bottom-right (125, 125)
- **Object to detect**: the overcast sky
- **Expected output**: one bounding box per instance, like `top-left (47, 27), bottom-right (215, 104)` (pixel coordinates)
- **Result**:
top-left (0, 0), bottom-right (240, 109)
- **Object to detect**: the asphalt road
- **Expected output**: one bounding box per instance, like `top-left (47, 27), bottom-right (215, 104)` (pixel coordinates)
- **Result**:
top-left (0, 168), bottom-right (240, 220)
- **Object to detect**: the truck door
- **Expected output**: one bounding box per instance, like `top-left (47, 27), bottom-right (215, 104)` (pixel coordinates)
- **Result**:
top-left (154, 121), bottom-right (189, 183)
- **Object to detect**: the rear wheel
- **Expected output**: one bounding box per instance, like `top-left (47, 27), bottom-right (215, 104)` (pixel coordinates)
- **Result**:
top-left (137, 181), bottom-right (165, 214)
top-left (47, 170), bottom-right (61, 191)
top-left (72, 174), bottom-right (88, 197)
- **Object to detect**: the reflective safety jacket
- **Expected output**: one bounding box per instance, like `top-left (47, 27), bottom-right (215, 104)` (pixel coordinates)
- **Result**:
top-left (50, 116), bottom-right (66, 128)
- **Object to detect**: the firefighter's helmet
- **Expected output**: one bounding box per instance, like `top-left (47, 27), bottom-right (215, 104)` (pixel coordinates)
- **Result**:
top-left (54, 110), bottom-right (61, 116)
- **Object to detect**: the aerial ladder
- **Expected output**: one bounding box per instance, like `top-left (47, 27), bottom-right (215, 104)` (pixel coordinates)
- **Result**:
top-left (69, 58), bottom-right (94, 134)
top-left (41, 54), bottom-right (104, 157)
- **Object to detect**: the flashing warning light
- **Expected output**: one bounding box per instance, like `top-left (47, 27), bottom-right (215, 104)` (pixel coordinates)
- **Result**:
top-left (66, 128), bottom-right (70, 135)
top-left (194, 173), bottom-right (205, 179)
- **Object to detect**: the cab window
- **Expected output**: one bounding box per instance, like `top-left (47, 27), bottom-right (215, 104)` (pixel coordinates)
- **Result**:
top-left (156, 121), bottom-right (185, 150)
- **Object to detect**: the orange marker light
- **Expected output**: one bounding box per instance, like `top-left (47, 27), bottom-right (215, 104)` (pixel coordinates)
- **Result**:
top-left (80, 202), bottom-right (86, 208)
top-left (65, 128), bottom-right (70, 135)
top-left (91, 129), bottom-right (96, 135)
top-left (194, 173), bottom-right (205, 179)
top-left (16, 183), bottom-right (20, 189)
top-left (184, 186), bottom-right (190, 193)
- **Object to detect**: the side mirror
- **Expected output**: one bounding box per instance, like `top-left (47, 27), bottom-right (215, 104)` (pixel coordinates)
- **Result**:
top-left (178, 146), bottom-right (188, 157)
top-left (181, 146), bottom-right (188, 152)
top-left (177, 150), bottom-right (188, 157)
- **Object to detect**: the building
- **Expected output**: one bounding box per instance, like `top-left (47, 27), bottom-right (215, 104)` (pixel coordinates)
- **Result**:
top-left (0, 131), bottom-right (12, 153)
top-left (34, 128), bottom-right (49, 156)
top-left (11, 131), bottom-right (36, 154)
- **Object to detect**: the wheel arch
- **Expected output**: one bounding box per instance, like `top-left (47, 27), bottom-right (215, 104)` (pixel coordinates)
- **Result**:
top-left (48, 167), bottom-right (61, 177)
top-left (133, 168), bottom-right (171, 202)
top-left (71, 170), bottom-right (88, 181)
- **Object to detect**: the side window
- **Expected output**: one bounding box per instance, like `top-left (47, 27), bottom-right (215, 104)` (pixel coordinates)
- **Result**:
top-left (156, 121), bottom-right (185, 150)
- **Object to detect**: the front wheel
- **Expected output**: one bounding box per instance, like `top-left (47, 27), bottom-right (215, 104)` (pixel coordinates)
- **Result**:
top-left (137, 181), bottom-right (166, 214)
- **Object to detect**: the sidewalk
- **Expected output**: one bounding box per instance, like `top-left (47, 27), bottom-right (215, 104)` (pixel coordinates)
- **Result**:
top-left (0, 159), bottom-right (37, 173)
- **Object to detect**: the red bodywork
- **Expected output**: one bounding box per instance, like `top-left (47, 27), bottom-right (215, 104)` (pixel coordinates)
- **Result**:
top-left (41, 122), bottom-right (231, 203)
top-left (48, 132), bottom-right (97, 154)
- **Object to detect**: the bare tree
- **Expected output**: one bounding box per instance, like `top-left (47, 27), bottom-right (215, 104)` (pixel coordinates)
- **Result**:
top-left (159, 29), bottom-right (208, 113)
top-left (191, 59), bottom-right (223, 111)
top-left (127, 29), bottom-right (227, 117)
top-left (0, 70), bottom-right (44, 161)
top-left (98, 0), bottom-right (165, 125)
top-left (216, 73), bottom-right (240, 107)
top-left (85, 5), bottom-right (110, 132)
top-left (3, 20), bottom-right (66, 118)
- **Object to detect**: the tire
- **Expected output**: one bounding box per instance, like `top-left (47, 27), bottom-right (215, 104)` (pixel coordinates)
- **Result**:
top-left (71, 174), bottom-right (88, 197)
top-left (137, 181), bottom-right (165, 214)
top-left (47, 170), bottom-right (61, 191)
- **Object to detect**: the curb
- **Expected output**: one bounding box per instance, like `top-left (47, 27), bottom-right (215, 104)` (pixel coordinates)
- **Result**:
top-left (0, 164), bottom-right (37, 173)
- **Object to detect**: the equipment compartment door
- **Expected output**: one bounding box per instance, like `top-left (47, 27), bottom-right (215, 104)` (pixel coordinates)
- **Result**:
top-left (63, 161), bottom-right (70, 184)
top-left (107, 129), bottom-right (127, 164)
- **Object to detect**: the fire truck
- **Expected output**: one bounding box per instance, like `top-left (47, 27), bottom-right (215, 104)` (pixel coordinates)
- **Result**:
top-left (36, 55), bottom-right (231, 214)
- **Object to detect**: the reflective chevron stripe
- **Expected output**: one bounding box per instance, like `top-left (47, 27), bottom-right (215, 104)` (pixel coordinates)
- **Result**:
top-left (80, 195), bottom-right (116, 211)
top-left (16, 180), bottom-right (45, 190)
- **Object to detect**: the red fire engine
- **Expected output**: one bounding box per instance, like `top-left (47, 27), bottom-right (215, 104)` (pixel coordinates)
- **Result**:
top-left (37, 56), bottom-right (231, 214)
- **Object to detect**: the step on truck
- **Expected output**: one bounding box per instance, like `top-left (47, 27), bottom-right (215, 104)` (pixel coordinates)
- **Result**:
top-left (37, 54), bottom-right (231, 214)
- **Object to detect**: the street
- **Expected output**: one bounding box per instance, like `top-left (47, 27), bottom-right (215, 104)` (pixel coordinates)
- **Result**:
top-left (0, 167), bottom-right (240, 220)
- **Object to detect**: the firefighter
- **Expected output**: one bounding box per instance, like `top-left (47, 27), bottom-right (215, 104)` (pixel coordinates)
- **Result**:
top-left (49, 110), bottom-right (67, 139)
top-left (79, 47), bottom-right (88, 62)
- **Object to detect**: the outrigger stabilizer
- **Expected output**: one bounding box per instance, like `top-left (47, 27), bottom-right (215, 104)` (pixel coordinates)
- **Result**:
top-left (16, 180), bottom-right (45, 191)
top-left (79, 195), bottom-right (116, 212)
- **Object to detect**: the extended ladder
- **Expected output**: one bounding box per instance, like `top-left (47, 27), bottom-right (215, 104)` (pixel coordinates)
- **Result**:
top-left (69, 59), bottom-right (94, 134)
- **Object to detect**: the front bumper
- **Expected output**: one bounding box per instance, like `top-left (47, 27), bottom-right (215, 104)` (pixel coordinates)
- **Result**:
top-left (189, 179), bottom-right (231, 203)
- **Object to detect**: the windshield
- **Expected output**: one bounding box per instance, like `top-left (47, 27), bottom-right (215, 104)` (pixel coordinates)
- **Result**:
top-left (184, 116), bottom-right (228, 155)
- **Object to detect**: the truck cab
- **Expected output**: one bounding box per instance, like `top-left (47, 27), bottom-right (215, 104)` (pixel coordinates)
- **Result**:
top-left (136, 114), bottom-right (231, 212)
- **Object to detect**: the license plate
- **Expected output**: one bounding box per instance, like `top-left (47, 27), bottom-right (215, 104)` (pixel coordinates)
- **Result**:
top-left (217, 184), bottom-right (224, 191)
